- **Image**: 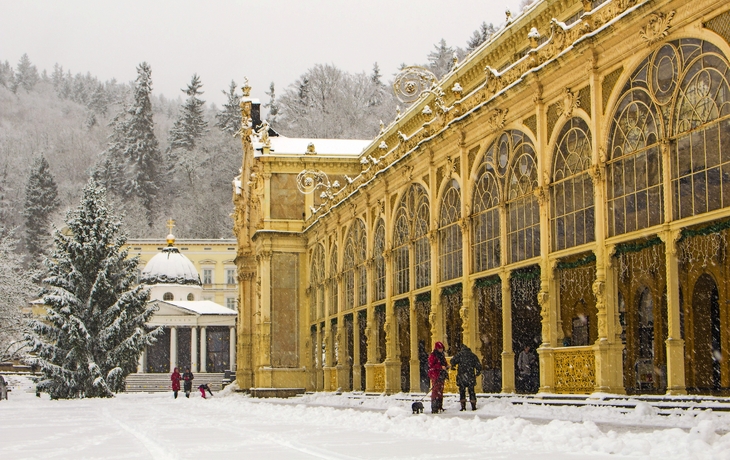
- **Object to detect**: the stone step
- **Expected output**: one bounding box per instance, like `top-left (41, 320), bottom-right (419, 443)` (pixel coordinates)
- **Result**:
top-left (125, 373), bottom-right (225, 393)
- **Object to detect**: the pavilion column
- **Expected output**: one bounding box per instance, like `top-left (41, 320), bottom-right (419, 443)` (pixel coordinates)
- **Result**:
top-left (352, 311), bottom-right (361, 391)
top-left (409, 297), bottom-right (419, 392)
top-left (170, 326), bottom-right (178, 371)
top-left (137, 346), bottom-right (146, 373)
top-left (200, 326), bottom-right (207, 373)
top-left (229, 326), bottom-right (237, 371)
top-left (500, 269), bottom-right (515, 393)
top-left (661, 228), bottom-right (686, 395)
top-left (191, 327), bottom-right (198, 373)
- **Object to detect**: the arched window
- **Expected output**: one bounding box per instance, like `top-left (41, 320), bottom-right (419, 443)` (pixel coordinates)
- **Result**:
top-left (551, 117), bottom-right (595, 250)
top-left (439, 179), bottom-right (462, 281)
top-left (311, 244), bottom-right (325, 321)
top-left (329, 245), bottom-right (338, 315)
top-left (393, 184), bottom-right (431, 295)
top-left (163, 292), bottom-right (174, 301)
top-left (344, 220), bottom-right (367, 309)
top-left (504, 131), bottom-right (540, 263)
top-left (669, 39), bottom-right (730, 218)
top-left (373, 219), bottom-right (386, 301)
top-left (607, 50), bottom-right (664, 236)
top-left (187, 293), bottom-right (195, 301)
top-left (472, 158), bottom-right (501, 272)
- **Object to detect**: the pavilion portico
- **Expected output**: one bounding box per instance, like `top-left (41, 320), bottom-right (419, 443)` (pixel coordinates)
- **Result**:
top-left (138, 300), bottom-right (237, 374)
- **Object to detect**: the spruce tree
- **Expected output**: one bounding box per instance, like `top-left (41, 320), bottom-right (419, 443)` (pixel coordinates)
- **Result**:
top-left (428, 39), bottom-right (456, 79)
top-left (23, 155), bottom-right (61, 261)
top-left (215, 80), bottom-right (241, 136)
top-left (168, 74), bottom-right (208, 153)
top-left (264, 81), bottom-right (279, 126)
top-left (167, 74), bottom-right (209, 188)
top-left (26, 179), bottom-right (159, 399)
top-left (98, 62), bottom-right (162, 226)
top-left (15, 53), bottom-right (39, 91)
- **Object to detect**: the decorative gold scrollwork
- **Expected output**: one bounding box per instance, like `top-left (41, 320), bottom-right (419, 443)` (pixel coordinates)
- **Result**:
top-left (553, 348), bottom-right (596, 393)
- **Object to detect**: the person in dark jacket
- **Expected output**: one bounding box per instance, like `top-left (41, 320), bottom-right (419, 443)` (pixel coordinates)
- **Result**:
top-left (451, 345), bottom-right (482, 411)
top-left (427, 341), bottom-right (449, 413)
top-left (182, 367), bottom-right (194, 398)
top-left (170, 367), bottom-right (182, 399)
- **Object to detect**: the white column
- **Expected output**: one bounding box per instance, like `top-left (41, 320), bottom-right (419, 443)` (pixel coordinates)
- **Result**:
top-left (200, 326), bottom-right (207, 373)
top-left (170, 326), bottom-right (178, 371)
top-left (191, 327), bottom-right (198, 373)
top-left (229, 326), bottom-right (237, 371)
top-left (137, 346), bottom-right (146, 373)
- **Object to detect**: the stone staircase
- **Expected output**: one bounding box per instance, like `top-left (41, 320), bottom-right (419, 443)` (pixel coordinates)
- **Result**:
top-left (125, 373), bottom-right (225, 393)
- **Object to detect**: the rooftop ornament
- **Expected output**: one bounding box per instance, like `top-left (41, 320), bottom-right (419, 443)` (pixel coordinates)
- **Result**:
top-left (392, 66), bottom-right (439, 104)
top-left (296, 169), bottom-right (340, 202)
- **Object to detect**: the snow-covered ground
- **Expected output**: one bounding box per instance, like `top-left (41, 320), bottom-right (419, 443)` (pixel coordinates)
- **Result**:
top-left (2, 375), bottom-right (730, 459)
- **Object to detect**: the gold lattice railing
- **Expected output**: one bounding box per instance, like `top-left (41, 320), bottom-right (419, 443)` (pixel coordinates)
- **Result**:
top-left (444, 367), bottom-right (458, 394)
top-left (553, 347), bottom-right (595, 394)
top-left (373, 365), bottom-right (385, 392)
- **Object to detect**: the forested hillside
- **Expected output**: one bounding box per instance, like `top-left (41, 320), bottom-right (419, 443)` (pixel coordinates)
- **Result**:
top-left (0, 21), bottom-right (497, 264)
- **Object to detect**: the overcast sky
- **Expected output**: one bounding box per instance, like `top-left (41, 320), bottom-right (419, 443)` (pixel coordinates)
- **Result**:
top-left (1, 0), bottom-right (525, 106)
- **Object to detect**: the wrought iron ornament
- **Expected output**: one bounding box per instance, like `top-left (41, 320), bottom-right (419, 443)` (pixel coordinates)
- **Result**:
top-left (392, 66), bottom-right (438, 103)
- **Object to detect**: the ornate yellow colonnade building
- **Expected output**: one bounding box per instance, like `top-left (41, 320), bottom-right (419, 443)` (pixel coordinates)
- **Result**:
top-left (234, 0), bottom-right (730, 395)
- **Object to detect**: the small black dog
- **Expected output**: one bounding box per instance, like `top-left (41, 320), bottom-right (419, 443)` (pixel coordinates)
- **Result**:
top-left (411, 401), bottom-right (424, 414)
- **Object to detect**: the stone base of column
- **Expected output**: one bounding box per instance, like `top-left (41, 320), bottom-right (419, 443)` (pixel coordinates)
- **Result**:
top-left (323, 366), bottom-right (337, 391)
top-left (336, 364), bottom-right (351, 391)
top-left (537, 347), bottom-right (554, 393)
top-left (384, 360), bottom-right (401, 394)
top-left (501, 351), bottom-right (515, 393)
top-left (594, 340), bottom-right (626, 394)
top-left (352, 364), bottom-right (362, 391)
top-left (665, 338), bottom-right (687, 395)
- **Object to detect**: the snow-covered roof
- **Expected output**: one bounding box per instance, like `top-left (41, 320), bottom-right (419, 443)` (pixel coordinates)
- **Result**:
top-left (160, 300), bottom-right (237, 316)
top-left (140, 246), bottom-right (201, 286)
top-left (254, 136), bottom-right (370, 156)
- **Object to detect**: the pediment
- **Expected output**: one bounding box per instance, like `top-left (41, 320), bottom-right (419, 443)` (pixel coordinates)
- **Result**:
top-left (150, 300), bottom-right (199, 317)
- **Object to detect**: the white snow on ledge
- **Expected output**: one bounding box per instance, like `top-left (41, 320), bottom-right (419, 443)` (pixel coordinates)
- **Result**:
top-left (254, 136), bottom-right (370, 156)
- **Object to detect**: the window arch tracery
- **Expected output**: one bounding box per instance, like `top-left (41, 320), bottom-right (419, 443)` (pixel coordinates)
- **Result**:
top-left (439, 179), bottom-right (462, 281)
top-left (503, 131), bottom-right (540, 263)
top-left (329, 245), bottom-right (338, 315)
top-left (373, 219), bottom-right (386, 301)
top-left (607, 63), bottom-right (664, 236)
top-left (393, 184), bottom-right (431, 294)
top-left (669, 39), bottom-right (730, 219)
top-left (311, 244), bottom-right (325, 321)
top-left (472, 160), bottom-right (501, 272)
top-left (551, 117), bottom-right (595, 250)
top-left (343, 219), bottom-right (367, 309)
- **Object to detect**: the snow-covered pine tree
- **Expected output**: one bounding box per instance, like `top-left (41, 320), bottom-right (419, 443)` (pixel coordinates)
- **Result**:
top-left (168, 74), bottom-right (208, 153)
top-left (215, 80), bottom-right (241, 136)
top-left (23, 155), bottom-right (61, 262)
top-left (0, 231), bottom-right (36, 362)
top-left (167, 74), bottom-right (209, 188)
top-left (26, 179), bottom-right (159, 399)
top-left (15, 53), bottom-right (39, 92)
top-left (119, 62), bottom-right (162, 227)
top-left (264, 81), bottom-right (279, 126)
top-left (466, 22), bottom-right (496, 53)
top-left (428, 39), bottom-right (456, 79)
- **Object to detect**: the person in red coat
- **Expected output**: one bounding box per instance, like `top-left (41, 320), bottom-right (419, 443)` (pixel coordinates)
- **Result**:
top-left (427, 341), bottom-right (449, 413)
top-left (171, 367), bottom-right (182, 399)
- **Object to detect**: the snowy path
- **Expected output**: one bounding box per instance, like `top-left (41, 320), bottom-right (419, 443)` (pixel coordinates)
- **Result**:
top-left (2, 375), bottom-right (730, 459)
